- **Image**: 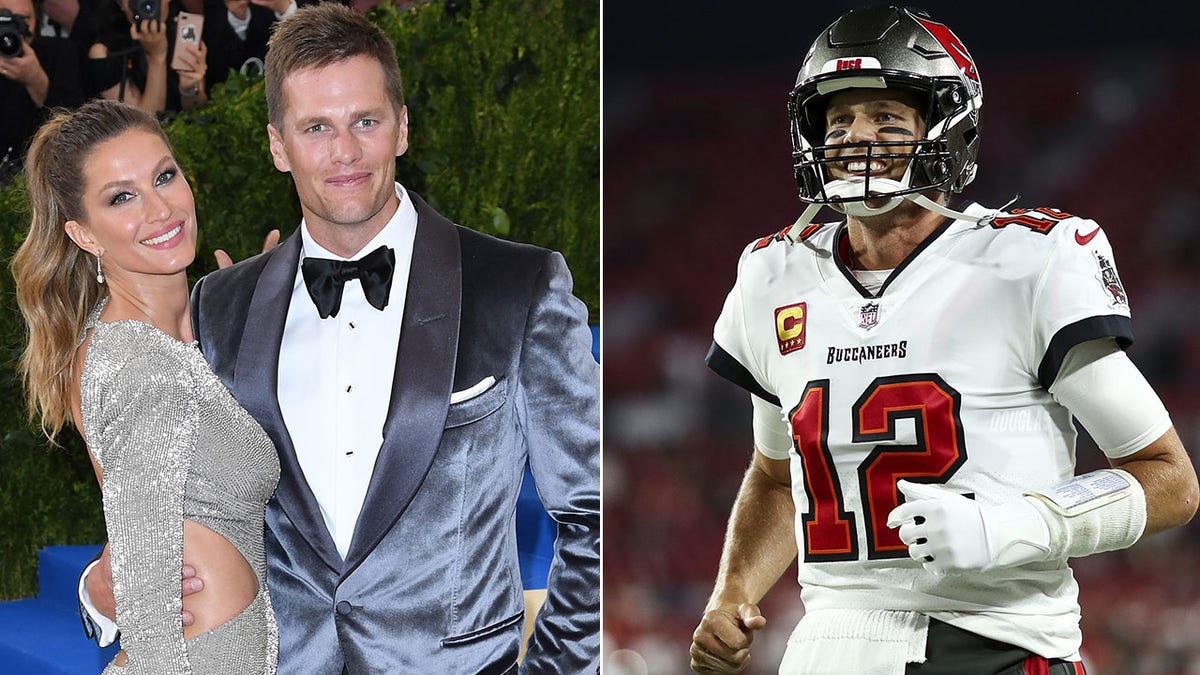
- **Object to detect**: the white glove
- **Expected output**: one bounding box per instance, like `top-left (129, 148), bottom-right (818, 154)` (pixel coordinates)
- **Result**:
top-left (886, 480), bottom-right (1052, 573)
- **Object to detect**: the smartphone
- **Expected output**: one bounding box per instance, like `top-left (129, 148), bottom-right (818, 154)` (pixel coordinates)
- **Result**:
top-left (171, 11), bottom-right (203, 71)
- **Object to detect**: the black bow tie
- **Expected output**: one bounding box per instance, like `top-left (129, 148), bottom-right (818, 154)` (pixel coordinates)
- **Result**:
top-left (301, 245), bottom-right (396, 319)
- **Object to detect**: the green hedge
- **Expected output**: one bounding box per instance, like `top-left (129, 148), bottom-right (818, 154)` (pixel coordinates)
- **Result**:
top-left (0, 0), bottom-right (598, 601)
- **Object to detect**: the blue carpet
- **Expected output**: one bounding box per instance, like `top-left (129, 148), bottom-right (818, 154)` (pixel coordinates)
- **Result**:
top-left (0, 545), bottom-right (119, 674)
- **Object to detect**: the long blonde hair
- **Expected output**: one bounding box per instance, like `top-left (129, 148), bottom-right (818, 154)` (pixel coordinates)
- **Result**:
top-left (12, 100), bottom-right (172, 441)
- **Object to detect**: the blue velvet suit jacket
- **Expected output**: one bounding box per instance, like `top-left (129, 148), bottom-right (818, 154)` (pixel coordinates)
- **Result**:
top-left (190, 193), bottom-right (600, 673)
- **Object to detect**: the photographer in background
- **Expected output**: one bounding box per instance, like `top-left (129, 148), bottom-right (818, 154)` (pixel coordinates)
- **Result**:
top-left (37, 0), bottom-right (83, 35)
top-left (0, 0), bottom-right (83, 184)
top-left (36, 0), bottom-right (97, 61)
top-left (201, 0), bottom-right (295, 91)
top-left (86, 0), bottom-right (207, 113)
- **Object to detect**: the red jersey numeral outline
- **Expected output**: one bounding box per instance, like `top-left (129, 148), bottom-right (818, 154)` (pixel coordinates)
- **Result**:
top-left (789, 375), bottom-right (967, 561)
top-left (752, 225), bottom-right (791, 252)
top-left (790, 381), bottom-right (859, 561)
top-left (990, 207), bottom-right (1074, 234)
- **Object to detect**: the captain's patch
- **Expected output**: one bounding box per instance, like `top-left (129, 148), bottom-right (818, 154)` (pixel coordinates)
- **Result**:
top-left (775, 303), bottom-right (807, 355)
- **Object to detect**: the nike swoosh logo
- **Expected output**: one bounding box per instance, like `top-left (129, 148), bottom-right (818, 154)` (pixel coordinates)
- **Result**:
top-left (1075, 227), bottom-right (1100, 246)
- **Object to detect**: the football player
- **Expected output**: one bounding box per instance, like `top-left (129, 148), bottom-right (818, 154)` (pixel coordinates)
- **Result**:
top-left (690, 6), bottom-right (1198, 674)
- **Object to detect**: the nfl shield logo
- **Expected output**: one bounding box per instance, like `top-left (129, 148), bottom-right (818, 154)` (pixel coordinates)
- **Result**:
top-left (859, 302), bottom-right (879, 330)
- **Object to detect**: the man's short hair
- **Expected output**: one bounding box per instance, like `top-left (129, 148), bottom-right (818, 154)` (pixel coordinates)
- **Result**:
top-left (264, 3), bottom-right (405, 128)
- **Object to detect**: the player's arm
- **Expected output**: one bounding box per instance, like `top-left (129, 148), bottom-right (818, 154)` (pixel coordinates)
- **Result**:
top-left (692, 397), bottom-right (797, 674)
top-left (1108, 428), bottom-right (1197, 535)
top-left (1051, 338), bottom-right (1199, 536)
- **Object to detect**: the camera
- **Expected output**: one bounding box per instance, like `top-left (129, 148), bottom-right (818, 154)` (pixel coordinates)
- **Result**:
top-left (0, 9), bottom-right (29, 58)
top-left (127, 0), bottom-right (160, 29)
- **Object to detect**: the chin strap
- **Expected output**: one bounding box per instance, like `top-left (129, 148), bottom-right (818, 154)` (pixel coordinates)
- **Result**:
top-left (783, 203), bottom-right (825, 244)
top-left (909, 192), bottom-right (1020, 224)
top-left (907, 193), bottom-right (989, 223)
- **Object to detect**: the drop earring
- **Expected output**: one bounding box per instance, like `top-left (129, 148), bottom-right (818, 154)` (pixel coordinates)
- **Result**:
top-left (95, 252), bottom-right (105, 284)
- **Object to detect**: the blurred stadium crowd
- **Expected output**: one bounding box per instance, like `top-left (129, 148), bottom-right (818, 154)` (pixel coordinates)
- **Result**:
top-left (603, 16), bottom-right (1200, 674)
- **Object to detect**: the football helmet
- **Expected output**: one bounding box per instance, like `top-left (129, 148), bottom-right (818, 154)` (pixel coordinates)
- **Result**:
top-left (787, 6), bottom-right (983, 217)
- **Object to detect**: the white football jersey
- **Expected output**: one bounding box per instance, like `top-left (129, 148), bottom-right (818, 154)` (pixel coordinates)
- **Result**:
top-left (709, 202), bottom-right (1135, 658)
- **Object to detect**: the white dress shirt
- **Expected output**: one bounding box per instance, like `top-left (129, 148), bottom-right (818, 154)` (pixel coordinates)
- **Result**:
top-left (277, 183), bottom-right (417, 559)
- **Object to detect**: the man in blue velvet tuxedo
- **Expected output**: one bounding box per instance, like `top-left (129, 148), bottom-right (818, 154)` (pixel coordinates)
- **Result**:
top-left (81, 4), bottom-right (599, 672)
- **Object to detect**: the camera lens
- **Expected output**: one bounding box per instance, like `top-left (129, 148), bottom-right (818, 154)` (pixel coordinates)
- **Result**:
top-left (128, 0), bottom-right (159, 21)
top-left (0, 33), bottom-right (19, 58)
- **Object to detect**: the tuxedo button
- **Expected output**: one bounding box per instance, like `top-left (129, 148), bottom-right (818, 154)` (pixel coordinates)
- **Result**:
top-left (336, 600), bottom-right (353, 615)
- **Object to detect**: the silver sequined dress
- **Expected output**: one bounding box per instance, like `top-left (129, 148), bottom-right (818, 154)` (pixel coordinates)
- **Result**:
top-left (80, 299), bottom-right (280, 674)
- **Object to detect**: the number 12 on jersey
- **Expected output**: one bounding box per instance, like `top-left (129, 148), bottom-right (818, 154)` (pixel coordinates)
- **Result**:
top-left (790, 374), bottom-right (967, 562)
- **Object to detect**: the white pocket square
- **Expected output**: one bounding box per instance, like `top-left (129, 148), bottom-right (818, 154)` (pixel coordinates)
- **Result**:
top-left (449, 376), bottom-right (496, 404)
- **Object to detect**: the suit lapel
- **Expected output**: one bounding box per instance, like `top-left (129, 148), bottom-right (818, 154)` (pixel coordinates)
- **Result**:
top-left (238, 232), bottom-right (343, 573)
top-left (342, 194), bottom-right (461, 578)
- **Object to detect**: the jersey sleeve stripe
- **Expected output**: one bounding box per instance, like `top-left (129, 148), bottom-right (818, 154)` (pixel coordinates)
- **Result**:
top-left (705, 342), bottom-right (781, 407)
top-left (1037, 315), bottom-right (1134, 389)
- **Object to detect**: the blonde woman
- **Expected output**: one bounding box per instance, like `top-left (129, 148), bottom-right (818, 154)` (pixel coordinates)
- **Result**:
top-left (13, 99), bottom-right (277, 673)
